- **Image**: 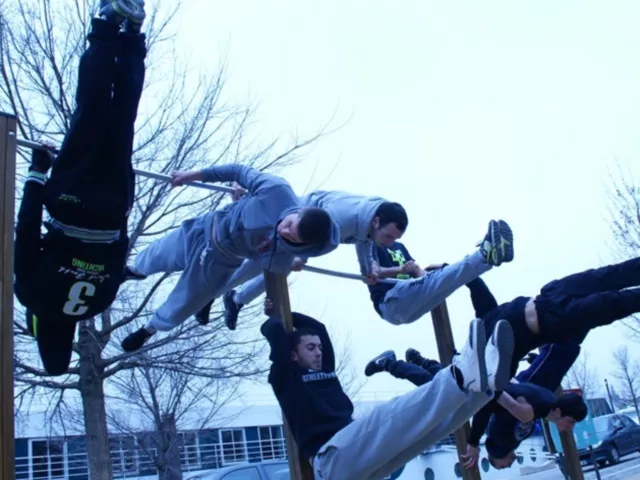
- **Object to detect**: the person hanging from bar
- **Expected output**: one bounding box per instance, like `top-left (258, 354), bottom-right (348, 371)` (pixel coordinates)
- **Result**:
top-left (119, 169), bottom-right (342, 352)
top-left (367, 219), bottom-right (513, 326)
top-left (14, 0), bottom-right (147, 376)
top-left (363, 342), bottom-right (587, 471)
top-left (260, 296), bottom-right (515, 480)
top-left (197, 189), bottom-right (409, 328)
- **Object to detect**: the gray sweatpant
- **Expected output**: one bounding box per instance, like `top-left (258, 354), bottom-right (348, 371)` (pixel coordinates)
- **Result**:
top-left (134, 217), bottom-right (243, 331)
top-left (312, 366), bottom-right (491, 480)
top-left (379, 250), bottom-right (491, 325)
top-left (228, 259), bottom-right (269, 305)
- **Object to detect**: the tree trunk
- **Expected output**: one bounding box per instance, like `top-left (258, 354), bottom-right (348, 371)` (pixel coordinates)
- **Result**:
top-left (158, 413), bottom-right (183, 480)
top-left (78, 321), bottom-right (113, 480)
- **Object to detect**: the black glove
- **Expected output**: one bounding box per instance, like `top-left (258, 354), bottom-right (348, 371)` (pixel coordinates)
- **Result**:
top-left (29, 147), bottom-right (55, 173)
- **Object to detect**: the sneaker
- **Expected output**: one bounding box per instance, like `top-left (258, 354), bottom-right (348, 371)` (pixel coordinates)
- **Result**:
top-left (195, 299), bottom-right (214, 326)
top-left (478, 220), bottom-right (514, 267)
top-left (123, 0), bottom-right (146, 34)
top-left (121, 327), bottom-right (153, 352)
top-left (364, 350), bottom-right (397, 377)
top-left (100, 0), bottom-right (145, 25)
top-left (224, 290), bottom-right (243, 331)
top-left (451, 318), bottom-right (488, 393)
top-left (405, 348), bottom-right (442, 376)
top-left (123, 266), bottom-right (147, 282)
top-left (485, 319), bottom-right (515, 392)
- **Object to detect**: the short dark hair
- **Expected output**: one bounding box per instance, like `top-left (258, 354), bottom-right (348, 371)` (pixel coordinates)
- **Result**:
top-left (298, 208), bottom-right (332, 245)
top-left (289, 328), bottom-right (320, 351)
top-left (375, 202), bottom-right (408, 232)
top-left (554, 393), bottom-right (587, 422)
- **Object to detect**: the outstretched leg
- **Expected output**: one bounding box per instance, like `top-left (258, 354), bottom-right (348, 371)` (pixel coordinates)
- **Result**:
top-left (541, 257), bottom-right (640, 297)
top-left (364, 350), bottom-right (436, 386)
top-left (379, 220), bottom-right (513, 325)
top-left (516, 342), bottom-right (581, 392)
top-left (467, 277), bottom-right (499, 318)
top-left (537, 287), bottom-right (640, 340)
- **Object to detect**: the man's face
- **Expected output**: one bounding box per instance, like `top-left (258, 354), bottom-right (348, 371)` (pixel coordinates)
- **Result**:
top-left (277, 212), bottom-right (303, 244)
top-left (489, 451), bottom-right (517, 470)
top-left (371, 218), bottom-right (404, 247)
top-left (292, 335), bottom-right (323, 371)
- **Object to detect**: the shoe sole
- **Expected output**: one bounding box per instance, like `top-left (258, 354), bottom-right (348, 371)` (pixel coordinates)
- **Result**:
top-left (468, 318), bottom-right (489, 393)
top-left (111, 0), bottom-right (145, 22)
top-left (489, 320), bottom-right (515, 391)
top-left (224, 292), bottom-right (239, 330)
top-left (498, 220), bottom-right (514, 263)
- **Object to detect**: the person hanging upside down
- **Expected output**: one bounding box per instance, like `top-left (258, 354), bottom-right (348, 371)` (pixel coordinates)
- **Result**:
top-left (14, 0), bottom-right (147, 376)
top-left (119, 167), bottom-right (341, 352)
top-left (367, 219), bottom-right (514, 325)
top-left (261, 297), bottom-right (515, 480)
top-left (364, 342), bottom-right (587, 471)
top-left (198, 190), bottom-right (409, 328)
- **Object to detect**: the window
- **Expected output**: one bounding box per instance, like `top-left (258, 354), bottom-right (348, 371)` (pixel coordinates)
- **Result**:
top-left (221, 467), bottom-right (261, 480)
top-left (31, 440), bottom-right (66, 479)
top-left (258, 426), bottom-right (285, 461)
top-left (109, 435), bottom-right (138, 476)
top-left (621, 415), bottom-right (636, 427)
top-left (219, 429), bottom-right (247, 465)
top-left (179, 431), bottom-right (200, 468)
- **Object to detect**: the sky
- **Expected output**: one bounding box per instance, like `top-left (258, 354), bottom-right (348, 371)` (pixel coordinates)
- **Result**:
top-left (147, 0), bottom-right (640, 404)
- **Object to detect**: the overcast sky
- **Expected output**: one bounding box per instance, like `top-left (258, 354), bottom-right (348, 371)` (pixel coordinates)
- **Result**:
top-left (162, 0), bottom-right (640, 404)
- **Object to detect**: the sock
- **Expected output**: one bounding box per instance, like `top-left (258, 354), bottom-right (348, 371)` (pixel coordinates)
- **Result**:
top-left (451, 366), bottom-right (465, 391)
top-left (144, 323), bottom-right (157, 335)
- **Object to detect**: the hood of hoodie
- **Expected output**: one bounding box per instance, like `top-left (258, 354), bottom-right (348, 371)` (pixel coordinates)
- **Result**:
top-left (301, 190), bottom-right (386, 243)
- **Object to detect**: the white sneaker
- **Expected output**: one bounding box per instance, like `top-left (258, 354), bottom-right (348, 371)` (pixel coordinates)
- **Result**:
top-left (485, 319), bottom-right (515, 392)
top-left (452, 318), bottom-right (488, 393)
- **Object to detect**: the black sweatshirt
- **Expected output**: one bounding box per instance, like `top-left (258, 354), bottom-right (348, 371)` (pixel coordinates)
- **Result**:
top-left (261, 313), bottom-right (354, 460)
top-left (14, 171), bottom-right (128, 322)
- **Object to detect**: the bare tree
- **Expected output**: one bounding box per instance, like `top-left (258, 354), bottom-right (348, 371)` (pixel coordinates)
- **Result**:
top-left (606, 162), bottom-right (640, 335)
top-left (562, 351), bottom-right (599, 398)
top-left (612, 346), bottom-right (640, 419)
top-left (2, 1), bottom-right (337, 479)
top-left (106, 327), bottom-right (261, 480)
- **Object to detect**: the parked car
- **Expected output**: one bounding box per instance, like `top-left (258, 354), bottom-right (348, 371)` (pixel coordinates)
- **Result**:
top-left (188, 460), bottom-right (289, 480)
top-left (579, 413), bottom-right (640, 467)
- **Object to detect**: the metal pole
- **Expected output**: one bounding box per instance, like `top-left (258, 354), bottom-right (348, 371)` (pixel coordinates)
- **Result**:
top-left (15, 138), bottom-right (234, 193)
top-left (0, 112), bottom-right (17, 480)
top-left (604, 379), bottom-right (614, 412)
top-left (431, 302), bottom-right (481, 480)
top-left (264, 271), bottom-right (314, 480)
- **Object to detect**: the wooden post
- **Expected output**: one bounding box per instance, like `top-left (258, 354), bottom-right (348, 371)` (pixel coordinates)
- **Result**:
top-left (0, 112), bottom-right (17, 480)
top-left (555, 387), bottom-right (584, 480)
top-left (431, 302), bottom-right (481, 480)
top-left (263, 271), bottom-right (314, 480)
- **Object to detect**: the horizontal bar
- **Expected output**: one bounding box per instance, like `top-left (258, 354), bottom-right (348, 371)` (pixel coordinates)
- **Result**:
top-left (16, 138), bottom-right (234, 193)
top-left (302, 264), bottom-right (400, 284)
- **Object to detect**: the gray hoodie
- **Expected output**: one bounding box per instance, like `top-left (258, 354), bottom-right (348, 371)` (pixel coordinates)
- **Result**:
top-left (200, 164), bottom-right (341, 272)
top-left (300, 190), bottom-right (387, 275)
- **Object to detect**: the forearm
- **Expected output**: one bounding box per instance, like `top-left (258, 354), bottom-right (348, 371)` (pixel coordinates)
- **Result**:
top-left (355, 241), bottom-right (375, 275)
top-left (498, 393), bottom-right (534, 423)
top-left (260, 317), bottom-right (292, 364)
top-left (200, 164), bottom-right (287, 195)
top-left (468, 407), bottom-right (492, 446)
top-left (378, 266), bottom-right (404, 278)
top-left (15, 171), bottom-right (46, 277)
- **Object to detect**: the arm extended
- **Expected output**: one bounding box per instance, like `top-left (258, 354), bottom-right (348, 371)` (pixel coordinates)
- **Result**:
top-left (468, 403), bottom-right (493, 447)
top-left (260, 316), bottom-right (292, 367)
top-left (14, 170), bottom-right (46, 287)
top-left (200, 164), bottom-right (290, 196)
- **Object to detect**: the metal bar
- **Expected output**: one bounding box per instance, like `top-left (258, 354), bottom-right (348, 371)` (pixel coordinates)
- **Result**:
top-left (0, 112), bottom-right (17, 480)
top-left (301, 264), bottom-right (399, 284)
top-left (431, 302), bottom-right (482, 480)
top-left (264, 271), bottom-right (314, 480)
top-left (16, 138), bottom-right (234, 193)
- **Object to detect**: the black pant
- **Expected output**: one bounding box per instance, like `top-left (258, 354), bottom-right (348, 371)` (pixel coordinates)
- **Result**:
top-left (535, 257), bottom-right (640, 340)
top-left (45, 19), bottom-right (146, 231)
top-left (387, 360), bottom-right (442, 387)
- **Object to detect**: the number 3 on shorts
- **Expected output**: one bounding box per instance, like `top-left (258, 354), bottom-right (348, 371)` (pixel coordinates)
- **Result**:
top-left (62, 281), bottom-right (97, 316)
